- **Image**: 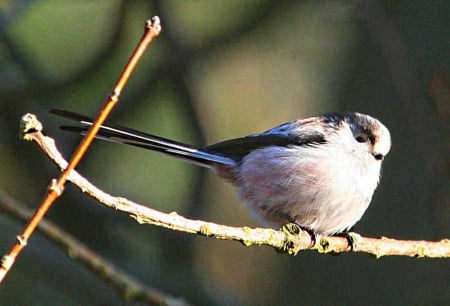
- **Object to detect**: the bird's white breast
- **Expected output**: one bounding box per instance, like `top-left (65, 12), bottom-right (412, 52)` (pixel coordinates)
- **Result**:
top-left (236, 133), bottom-right (382, 235)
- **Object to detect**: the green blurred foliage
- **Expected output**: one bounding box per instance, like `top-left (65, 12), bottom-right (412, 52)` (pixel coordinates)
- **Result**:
top-left (0, 1), bottom-right (448, 305)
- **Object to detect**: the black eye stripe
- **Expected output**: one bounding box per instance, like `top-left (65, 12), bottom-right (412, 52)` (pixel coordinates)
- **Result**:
top-left (354, 131), bottom-right (377, 144)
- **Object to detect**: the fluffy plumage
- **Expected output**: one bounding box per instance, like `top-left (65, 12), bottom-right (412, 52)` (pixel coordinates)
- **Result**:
top-left (50, 108), bottom-right (391, 235)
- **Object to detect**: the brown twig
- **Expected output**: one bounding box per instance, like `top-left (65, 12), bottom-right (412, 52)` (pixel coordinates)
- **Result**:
top-left (0, 193), bottom-right (190, 306)
top-left (0, 17), bottom-right (162, 283)
top-left (21, 114), bottom-right (450, 258)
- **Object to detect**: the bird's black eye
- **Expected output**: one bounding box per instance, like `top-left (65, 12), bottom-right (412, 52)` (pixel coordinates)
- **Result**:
top-left (355, 133), bottom-right (368, 143)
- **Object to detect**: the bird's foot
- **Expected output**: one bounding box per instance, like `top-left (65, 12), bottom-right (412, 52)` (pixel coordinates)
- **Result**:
top-left (284, 221), bottom-right (317, 248)
top-left (334, 232), bottom-right (356, 251)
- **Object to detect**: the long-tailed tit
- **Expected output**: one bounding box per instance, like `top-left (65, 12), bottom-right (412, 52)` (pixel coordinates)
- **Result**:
top-left (51, 109), bottom-right (391, 238)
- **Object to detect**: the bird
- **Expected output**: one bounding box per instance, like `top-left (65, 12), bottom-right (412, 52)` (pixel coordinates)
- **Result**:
top-left (50, 108), bottom-right (391, 240)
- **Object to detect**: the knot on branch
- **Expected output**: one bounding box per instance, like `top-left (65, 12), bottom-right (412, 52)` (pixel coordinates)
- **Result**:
top-left (20, 113), bottom-right (42, 140)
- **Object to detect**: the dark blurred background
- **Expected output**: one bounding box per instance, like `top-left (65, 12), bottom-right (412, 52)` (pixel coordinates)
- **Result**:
top-left (0, 1), bottom-right (448, 305)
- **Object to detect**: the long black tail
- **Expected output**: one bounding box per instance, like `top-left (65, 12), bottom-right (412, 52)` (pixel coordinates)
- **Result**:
top-left (49, 108), bottom-right (236, 168)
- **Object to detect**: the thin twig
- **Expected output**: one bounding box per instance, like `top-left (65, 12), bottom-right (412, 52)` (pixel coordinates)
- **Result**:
top-left (0, 193), bottom-right (191, 306)
top-left (22, 114), bottom-right (450, 258)
top-left (0, 17), bottom-right (162, 283)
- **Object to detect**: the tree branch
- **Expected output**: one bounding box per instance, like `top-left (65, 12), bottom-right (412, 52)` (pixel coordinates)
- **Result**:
top-left (0, 192), bottom-right (191, 306)
top-left (20, 113), bottom-right (450, 258)
top-left (0, 18), bottom-right (162, 283)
